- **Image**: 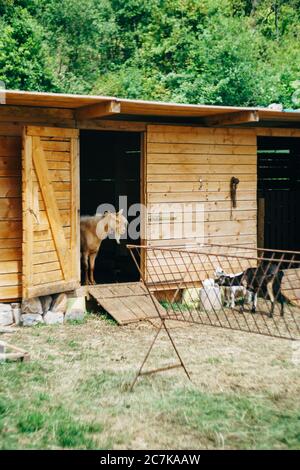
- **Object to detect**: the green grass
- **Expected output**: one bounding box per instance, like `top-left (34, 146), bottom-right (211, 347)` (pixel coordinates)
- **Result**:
top-left (86, 299), bottom-right (117, 325)
top-left (65, 318), bottom-right (87, 326)
top-left (1, 360), bottom-right (299, 449)
top-left (0, 370), bottom-right (103, 449)
top-left (18, 411), bottom-right (45, 433)
top-left (0, 317), bottom-right (299, 450)
top-left (157, 389), bottom-right (300, 449)
top-left (206, 357), bottom-right (222, 365)
top-left (160, 301), bottom-right (191, 312)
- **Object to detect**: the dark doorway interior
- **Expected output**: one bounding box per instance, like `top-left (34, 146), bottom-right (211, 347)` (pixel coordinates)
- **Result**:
top-left (80, 130), bottom-right (141, 284)
top-left (257, 137), bottom-right (300, 252)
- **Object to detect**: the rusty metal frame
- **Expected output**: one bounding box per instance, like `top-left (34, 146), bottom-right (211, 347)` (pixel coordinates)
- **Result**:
top-left (127, 243), bottom-right (300, 389)
top-left (128, 247), bottom-right (191, 390)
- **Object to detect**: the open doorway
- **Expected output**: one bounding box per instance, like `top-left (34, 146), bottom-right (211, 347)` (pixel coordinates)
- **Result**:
top-left (80, 130), bottom-right (141, 284)
top-left (257, 137), bottom-right (300, 251)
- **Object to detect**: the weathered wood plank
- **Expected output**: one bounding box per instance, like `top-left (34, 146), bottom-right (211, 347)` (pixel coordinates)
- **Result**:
top-left (147, 154), bottom-right (257, 165)
top-left (203, 110), bottom-right (259, 127)
top-left (256, 128), bottom-right (300, 137)
top-left (0, 136), bottom-right (21, 156)
top-left (147, 173), bottom-right (257, 182)
top-left (22, 132), bottom-right (33, 297)
top-left (0, 157), bottom-right (21, 176)
top-left (148, 181), bottom-right (256, 192)
top-left (0, 273), bottom-right (21, 287)
top-left (44, 151), bottom-right (70, 162)
top-left (33, 270), bottom-right (63, 286)
top-left (147, 191), bottom-right (256, 203)
top-left (32, 136), bottom-right (70, 279)
top-left (147, 126), bottom-right (256, 145)
top-left (0, 221), bottom-right (22, 238)
top-left (147, 234), bottom-right (257, 246)
top-left (32, 251), bottom-right (59, 265)
top-left (27, 280), bottom-right (79, 298)
top-left (0, 123), bottom-right (23, 136)
top-left (88, 282), bottom-right (165, 324)
top-left (148, 219), bottom-right (256, 240)
top-left (0, 285), bottom-right (21, 299)
top-left (0, 198), bottom-right (22, 219)
top-left (70, 136), bottom-right (80, 288)
top-left (33, 261), bottom-right (60, 274)
top-left (148, 210), bottom-right (257, 223)
top-left (26, 126), bottom-right (78, 138)
top-left (148, 200), bottom-right (257, 212)
top-left (40, 141), bottom-right (71, 152)
top-left (0, 106), bottom-right (74, 125)
top-left (147, 164), bottom-right (256, 175)
top-left (0, 260), bottom-right (21, 274)
top-left (33, 228), bottom-right (71, 243)
top-left (75, 100), bottom-right (121, 120)
top-left (0, 178), bottom-right (21, 197)
top-left (0, 248), bottom-right (22, 261)
top-left (78, 119), bottom-right (146, 132)
top-left (148, 143), bottom-right (257, 155)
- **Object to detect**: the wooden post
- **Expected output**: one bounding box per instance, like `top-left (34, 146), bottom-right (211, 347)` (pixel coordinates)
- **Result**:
top-left (257, 197), bottom-right (265, 248)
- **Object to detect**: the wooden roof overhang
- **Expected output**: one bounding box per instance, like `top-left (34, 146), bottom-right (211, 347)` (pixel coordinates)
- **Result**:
top-left (1, 89), bottom-right (300, 127)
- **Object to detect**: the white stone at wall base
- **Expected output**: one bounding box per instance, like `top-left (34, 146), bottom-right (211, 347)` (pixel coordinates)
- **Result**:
top-left (21, 314), bottom-right (44, 327)
top-left (65, 297), bottom-right (86, 321)
top-left (0, 304), bottom-right (13, 326)
top-left (65, 311), bottom-right (85, 321)
top-left (21, 298), bottom-right (43, 315)
top-left (44, 311), bottom-right (64, 325)
top-left (12, 307), bottom-right (21, 326)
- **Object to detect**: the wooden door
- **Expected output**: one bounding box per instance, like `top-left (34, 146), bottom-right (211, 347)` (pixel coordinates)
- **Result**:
top-left (22, 126), bottom-right (80, 299)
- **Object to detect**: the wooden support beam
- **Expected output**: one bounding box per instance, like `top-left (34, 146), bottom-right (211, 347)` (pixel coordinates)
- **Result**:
top-left (0, 105), bottom-right (75, 124)
top-left (75, 100), bottom-right (121, 120)
top-left (203, 111), bottom-right (259, 127)
top-left (78, 119), bottom-right (146, 132)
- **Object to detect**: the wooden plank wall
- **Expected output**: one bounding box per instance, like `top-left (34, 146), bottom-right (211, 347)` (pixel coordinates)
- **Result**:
top-left (0, 111), bottom-right (299, 301)
top-left (23, 126), bottom-right (79, 299)
top-left (0, 123), bottom-right (78, 301)
top-left (147, 125), bottom-right (257, 245)
top-left (146, 125), bottom-right (258, 285)
top-left (0, 125), bottom-right (22, 300)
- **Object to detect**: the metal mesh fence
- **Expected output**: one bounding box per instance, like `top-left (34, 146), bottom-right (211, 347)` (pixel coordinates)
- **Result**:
top-left (128, 244), bottom-right (300, 341)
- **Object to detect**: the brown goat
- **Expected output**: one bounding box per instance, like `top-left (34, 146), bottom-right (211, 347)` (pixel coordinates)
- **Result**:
top-left (80, 210), bottom-right (128, 285)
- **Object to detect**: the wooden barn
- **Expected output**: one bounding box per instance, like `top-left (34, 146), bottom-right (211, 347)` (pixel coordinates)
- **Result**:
top-left (0, 90), bottom-right (300, 305)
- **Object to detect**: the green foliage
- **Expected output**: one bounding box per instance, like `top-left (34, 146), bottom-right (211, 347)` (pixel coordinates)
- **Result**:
top-left (0, 0), bottom-right (300, 107)
top-left (0, 2), bottom-right (57, 90)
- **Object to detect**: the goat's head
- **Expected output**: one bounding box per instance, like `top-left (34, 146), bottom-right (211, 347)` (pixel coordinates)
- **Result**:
top-left (96, 210), bottom-right (128, 244)
top-left (214, 267), bottom-right (227, 286)
top-left (112, 209), bottom-right (128, 244)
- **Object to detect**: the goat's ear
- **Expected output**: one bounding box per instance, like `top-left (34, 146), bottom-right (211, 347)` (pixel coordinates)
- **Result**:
top-left (118, 209), bottom-right (124, 215)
